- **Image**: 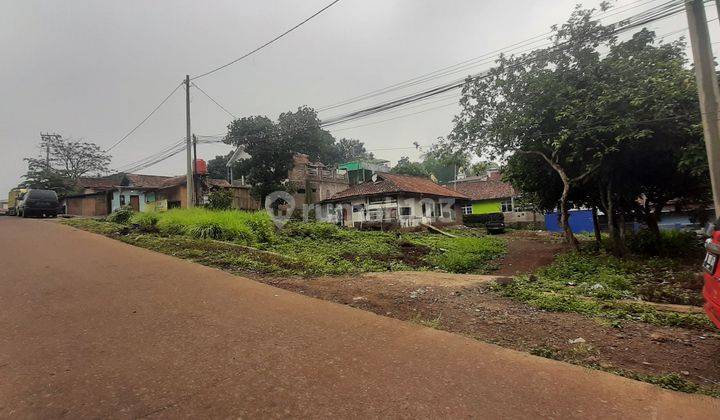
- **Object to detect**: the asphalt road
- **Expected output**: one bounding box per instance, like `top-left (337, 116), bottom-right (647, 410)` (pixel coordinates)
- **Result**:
top-left (1, 217), bottom-right (719, 418)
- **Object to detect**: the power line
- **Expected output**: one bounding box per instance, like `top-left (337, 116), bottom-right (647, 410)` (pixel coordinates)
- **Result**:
top-left (191, 82), bottom-right (237, 119)
top-left (329, 101), bottom-right (459, 132)
top-left (106, 82), bottom-right (183, 152)
top-left (316, 0), bottom-right (670, 113)
top-left (191, 0), bottom-right (343, 80)
top-left (318, 0), bottom-right (691, 129)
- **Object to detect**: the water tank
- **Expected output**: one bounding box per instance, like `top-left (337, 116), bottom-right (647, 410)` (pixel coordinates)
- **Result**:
top-left (195, 159), bottom-right (207, 175)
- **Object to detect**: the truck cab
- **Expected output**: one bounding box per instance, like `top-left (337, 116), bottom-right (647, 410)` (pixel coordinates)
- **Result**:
top-left (703, 220), bottom-right (720, 328)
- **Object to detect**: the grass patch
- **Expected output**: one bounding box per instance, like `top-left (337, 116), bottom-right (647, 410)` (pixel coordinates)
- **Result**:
top-left (64, 218), bottom-right (507, 277)
top-left (494, 276), bottom-right (712, 331)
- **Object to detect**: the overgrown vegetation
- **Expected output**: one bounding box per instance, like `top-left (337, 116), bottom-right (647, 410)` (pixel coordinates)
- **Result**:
top-left (63, 214), bottom-right (506, 277)
top-left (493, 252), bottom-right (710, 330)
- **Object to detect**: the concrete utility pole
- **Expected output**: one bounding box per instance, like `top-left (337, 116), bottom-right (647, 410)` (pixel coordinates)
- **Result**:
top-left (185, 75), bottom-right (195, 208)
top-left (40, 133), bottom-right (61, 169)
top-left (686, 0), bottom-right (720, 218)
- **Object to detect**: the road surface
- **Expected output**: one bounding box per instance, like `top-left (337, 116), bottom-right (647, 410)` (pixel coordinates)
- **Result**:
top-left (1, 217), bottom-right (718, 418)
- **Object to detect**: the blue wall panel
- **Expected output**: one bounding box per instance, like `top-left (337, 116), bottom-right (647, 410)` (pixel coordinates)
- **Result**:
top-left (544, 210), bottom-right (595, 233)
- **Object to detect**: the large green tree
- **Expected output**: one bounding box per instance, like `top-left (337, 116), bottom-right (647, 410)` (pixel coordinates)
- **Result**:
top-left (449, 5), bottom-right (707, 252)
top-left (222, 107), bottom-right (354, 200)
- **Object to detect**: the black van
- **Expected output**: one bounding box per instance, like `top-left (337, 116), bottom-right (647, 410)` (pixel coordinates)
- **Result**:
top-left (18, 189), bottom-right (59, 218)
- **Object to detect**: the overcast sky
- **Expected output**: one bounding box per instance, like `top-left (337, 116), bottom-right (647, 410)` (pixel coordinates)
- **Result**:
top-left (1, 0), bottom-right (715, 198)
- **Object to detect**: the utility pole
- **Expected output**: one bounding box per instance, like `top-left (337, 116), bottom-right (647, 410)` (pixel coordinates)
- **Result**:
top-left (686, 0), bottom-right (720, 218)
top-left (185, 75), bottom-right (195, 208)
top-left (40, 132), bottom-right (61, 169)
top-left (193, 134), bottom-right (199, 205)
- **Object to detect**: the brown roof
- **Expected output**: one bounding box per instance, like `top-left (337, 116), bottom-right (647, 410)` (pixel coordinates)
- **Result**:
top-left (207, 178), bottom-right (231, 188)
top-left (76, 175), bottom-right (122, 190)
top-left (326, 172), bottom-right (468, 201)
top-left (449, 171), bottom-right (515, 201)
top-left (77, 173), bottom-right (187, 190)
top-left (125, 174), bottom-right (177, 188)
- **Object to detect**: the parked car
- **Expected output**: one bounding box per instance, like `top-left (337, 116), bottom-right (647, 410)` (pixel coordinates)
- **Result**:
top-left (703, 219), bottom-right (720, 329)
top-left (485, 219), bottom-right (506, 234)
top-left (17, 189), bottom-right (59, 218)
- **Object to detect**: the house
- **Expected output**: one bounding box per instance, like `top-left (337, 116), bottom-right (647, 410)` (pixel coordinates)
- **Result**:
top-left (65, 173), bottom-right (253, 216)
top-left (320, 172), bottom-right (468, 228)
top-left (288, 153), bottom-right (349, 205)
top-left (447, 171), bottom-right (543, 227)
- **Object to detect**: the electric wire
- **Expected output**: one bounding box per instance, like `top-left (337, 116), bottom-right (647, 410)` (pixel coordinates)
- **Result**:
top-left (191, 0), bottom-right (342, 80)
top-left (106, 82), bottom-right (183, 152)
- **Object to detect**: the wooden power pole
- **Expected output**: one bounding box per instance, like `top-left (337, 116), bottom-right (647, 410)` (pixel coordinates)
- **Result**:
top-left (185, 75), bottom-right (195, 208)
top-left (686, 0), bottom-right (720, 218)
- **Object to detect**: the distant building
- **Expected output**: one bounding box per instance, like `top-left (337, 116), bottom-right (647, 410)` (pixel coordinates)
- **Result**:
top-left (64, 173), bottom-right (257, 216)
top-left (447, 171), bottom-right (543, 226)
top-left (338, 159), bottom-right (391, 185)
top-left (321, 172), bottom-right (468, 228)
top-left (288, 153), bottom-right (349, 205)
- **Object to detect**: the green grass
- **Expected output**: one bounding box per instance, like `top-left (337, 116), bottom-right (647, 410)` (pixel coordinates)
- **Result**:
top-left (492, 251), bottom-right (712, 330)
top-left (63, 217), bottom-right (508, 277)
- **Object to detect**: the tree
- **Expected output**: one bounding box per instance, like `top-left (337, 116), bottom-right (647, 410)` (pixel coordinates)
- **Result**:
top-left (224, 115), bottom-right (286, 200)
top-left (22, 135), bottom-right (111, 198)
top-left (335, 138), bottom-right (374, 163)
top-left (449, 4), bottom-right (708, 252)
top-left (222, 107), bottom-right (353, 200)
top-left (391, 156), bottom-right (430, 177)
top-left (207, 153), bottom-right (231, 180)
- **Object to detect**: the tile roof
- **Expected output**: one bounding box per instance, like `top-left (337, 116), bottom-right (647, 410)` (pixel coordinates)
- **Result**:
top-left (77, 173), bottom-right (187, 190)
top-left (449, 171), bottom-right (516, 201)
top-left (326, 172), bottom-right (468, 201)
top-left (207, 178), bottom-right (232, 188)
top-left (76, 175), bottom-right (123, 190)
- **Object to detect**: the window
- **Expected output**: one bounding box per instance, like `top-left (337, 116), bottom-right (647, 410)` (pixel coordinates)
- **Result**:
top-left (119, 194), bottom-right (126, 205)
top-left (297, 188), bottom-right (306, 194)
top-left (352, 204), bottom-right (365, 213)
top-left (400, 207), bottom-right (411, 216)
top-left (462, 205), bottom-right (473, 215)
top-left (501, 198), bottom-right (513, 212)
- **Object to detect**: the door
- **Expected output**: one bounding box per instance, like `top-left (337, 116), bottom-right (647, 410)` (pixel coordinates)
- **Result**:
top-left (129, 195), bottom-right (140, 212)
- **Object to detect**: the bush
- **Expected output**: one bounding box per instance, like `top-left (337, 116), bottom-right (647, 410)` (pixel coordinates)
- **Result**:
top-left (107, 206), bottom-right (134, 224)
top-left (155, 208), bottom-right (275, 246)
top-left (283, 221), bottom-right (341, 239)
top-left (625, 229), bottom-right (701, 258)
top-left (207, 190), bottom-right (233, 210)
top-left (463, 212), bottom-right (503, 227)
top-left (130, 212), bottom-right (159, 232)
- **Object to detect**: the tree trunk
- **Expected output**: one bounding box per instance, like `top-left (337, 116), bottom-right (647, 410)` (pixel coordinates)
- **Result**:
top-left (592, 207), bottom-right (602, 251)
top-left (606, 185), bottom-right (627, 257)
top-left (518, 150), bottom-right (579, 250)
top-left (558, 171), bottom-right (580, 251)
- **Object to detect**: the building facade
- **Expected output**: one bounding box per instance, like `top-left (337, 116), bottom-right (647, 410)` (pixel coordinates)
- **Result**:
top-left (320, 172), bottom-right (468, 228)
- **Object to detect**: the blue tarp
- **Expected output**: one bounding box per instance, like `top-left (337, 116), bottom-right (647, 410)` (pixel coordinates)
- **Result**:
top-left (544, 210), bottom-right (595, 233)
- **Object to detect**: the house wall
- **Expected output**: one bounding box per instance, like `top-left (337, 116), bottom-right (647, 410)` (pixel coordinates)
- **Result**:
top-left (328, 195), bottom-right (459, 228)
top-left (472, 199), bottom-right (502, 214)
top-left (157, 185), bottom-right (187, 209)
top-left (112, 190), bottom-right (150, 212)
top-left (66, 194), bottom-right (109, 216)
top-left (232, 187), bottom-right (260, 210)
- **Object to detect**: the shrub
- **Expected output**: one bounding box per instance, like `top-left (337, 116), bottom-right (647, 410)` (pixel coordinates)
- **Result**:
top-left (155, 208), bottom-right (275, 245)
top-left (463, 212), bottom-right (503, 227)
top-left (107, 206), bottom-right (134, 224)
top-left (130, 212), bottom-right (159, 232)
top-left (207, 190), bottom-right (233, 210)
top-left (625, 229), bottom-right (701, 258)
top-left (412, 235), bottom-right (506, 273)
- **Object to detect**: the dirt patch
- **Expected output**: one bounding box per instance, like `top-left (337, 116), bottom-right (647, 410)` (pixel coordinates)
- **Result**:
top-left (493, 237), bottom-right (567, 275)
top-left (360, 271), bottom-right (508, 287)
top-left (259, 274), bottom-right (720, 394)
